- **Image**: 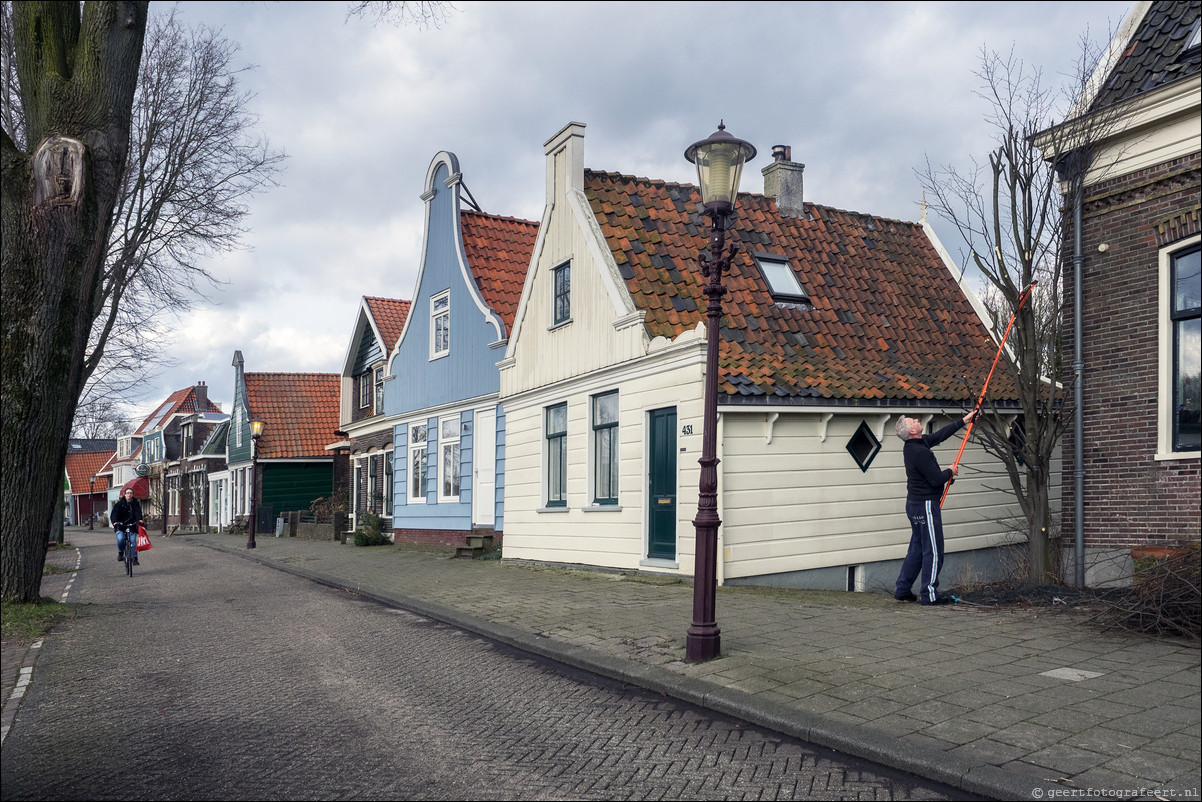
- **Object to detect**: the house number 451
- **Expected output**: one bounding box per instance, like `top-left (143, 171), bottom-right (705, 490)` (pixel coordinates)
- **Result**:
top-left (681, 424), bottom-right (694, 436)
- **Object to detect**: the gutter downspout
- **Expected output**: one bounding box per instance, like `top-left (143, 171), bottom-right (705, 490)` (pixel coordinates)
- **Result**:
top-left (1061, 153), bottom-right (1087, 588)
top-left (1073, 183), bottom-right (1086, 588)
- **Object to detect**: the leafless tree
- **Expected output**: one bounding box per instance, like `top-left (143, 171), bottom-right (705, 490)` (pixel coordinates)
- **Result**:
top-left (917, 36), bottom-right (1124, 583)
top-left (346, 1), bottom-right (457, 29)
top-left (2, 1), bottom-right (284, 601)
top-left (72, 394), bottom-right (135, 439)
top-left (1, 1), bottom-right (447, 603)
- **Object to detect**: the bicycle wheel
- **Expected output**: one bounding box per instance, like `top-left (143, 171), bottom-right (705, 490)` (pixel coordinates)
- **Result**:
top-left (125, 533), bottom-right (135, 577)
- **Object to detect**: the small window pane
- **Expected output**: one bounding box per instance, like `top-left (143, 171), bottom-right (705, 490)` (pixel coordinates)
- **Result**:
top-left (547, 404), bottom-right (567, 435)
top-left (411, 424), bottom-right (427, 444)
top-left (441, 418), bottom-right (458, 440)
top-left (594, 392), bottom-right (618, 425)
top-left (1176, 316), bottom-right (1200, 451)
top-left (1173, 247), bottom-right (1200, 313)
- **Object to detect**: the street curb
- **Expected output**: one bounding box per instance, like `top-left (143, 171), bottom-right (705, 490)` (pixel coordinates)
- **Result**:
top-left (198, 539), bottom-right (1067, 800)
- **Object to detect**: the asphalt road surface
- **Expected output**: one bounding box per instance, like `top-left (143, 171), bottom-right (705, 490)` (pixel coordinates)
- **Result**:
top-left (1, 533), bottom-right (975, 800)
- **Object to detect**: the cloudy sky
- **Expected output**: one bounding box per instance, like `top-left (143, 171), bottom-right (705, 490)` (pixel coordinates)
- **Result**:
top-left (139, 0), bottom-right (1132, 419)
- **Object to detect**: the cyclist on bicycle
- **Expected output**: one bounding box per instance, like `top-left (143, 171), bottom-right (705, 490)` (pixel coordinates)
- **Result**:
top-left (110, 488), bottom-right (143, 566)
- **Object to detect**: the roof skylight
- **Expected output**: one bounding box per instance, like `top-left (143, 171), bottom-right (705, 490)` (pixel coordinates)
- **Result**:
top-left (753, 254), bottom-right (810, 303)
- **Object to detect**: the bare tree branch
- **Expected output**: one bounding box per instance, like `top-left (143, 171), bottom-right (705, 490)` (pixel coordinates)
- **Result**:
top-left (916, 34), bottom-right (1125, 583)
top-left (345, 1), bottom-right (458, 29)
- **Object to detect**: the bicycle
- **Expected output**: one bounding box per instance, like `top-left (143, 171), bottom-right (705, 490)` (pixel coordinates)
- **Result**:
top-left (122, 526), bottom-right (138, 577)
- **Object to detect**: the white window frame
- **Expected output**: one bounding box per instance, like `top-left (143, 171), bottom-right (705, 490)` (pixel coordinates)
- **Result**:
top-left (353, 456), bottom-right (364, 518)
top-left (383, 448), bottom-right (394, 515)
top-left (408, 423), bottom-right (428, 504)
top-left (430, 291), bottom-right (450, 360)
top-left (373, 365), bottom-right (385, 412)
top-left (359, 372), bottom-right (371, 409)
top-left (545, 402), bottom-right (568, 508)
top-left (438, 415), bottom-right (461, 502)
top-left (1157, 234), bottom-right (1202, 460)
top-left (591, 390), bottom-right (619, 506)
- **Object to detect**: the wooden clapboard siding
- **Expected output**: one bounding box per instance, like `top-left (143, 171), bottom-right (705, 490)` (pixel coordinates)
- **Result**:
top-left (501, 359), bottom-right (705, 571)
top-left (719, 412), bottom-right (1040, 579)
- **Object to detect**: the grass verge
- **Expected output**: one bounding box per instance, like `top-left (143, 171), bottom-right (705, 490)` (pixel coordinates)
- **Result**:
top-left (1, 597), bottom-right (70, 641)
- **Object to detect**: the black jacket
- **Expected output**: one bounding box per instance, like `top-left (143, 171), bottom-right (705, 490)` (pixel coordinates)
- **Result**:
top-left (111, 497), bottom-right (143, 530)
top-left (903, 419), bottom-right (965, 501)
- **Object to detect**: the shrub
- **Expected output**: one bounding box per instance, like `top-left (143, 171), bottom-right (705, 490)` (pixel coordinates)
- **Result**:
top-left (352, 510), bottom-right (390, 547)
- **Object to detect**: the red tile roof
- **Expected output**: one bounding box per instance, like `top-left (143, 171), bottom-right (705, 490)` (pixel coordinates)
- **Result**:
top-left (364, 297), bottom-right (411, 351)
top-left (134, 386), bottom-right (223, 434)
top-left (245, 373), bottom-right (341, 459)
top-left (65, 451), bottom-right (114, 494)
top-left (461, 210), bottom-right (539, 332)
top-left (584, 171), bottom-right (1018, 403)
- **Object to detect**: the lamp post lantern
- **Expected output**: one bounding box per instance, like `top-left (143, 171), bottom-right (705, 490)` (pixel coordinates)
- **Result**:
top-left (247, 419), bottom-right (264, 549)
top-left (89, 475), bottom-right (96, 529)
top-left (684, 122), bottom-right (755, 663)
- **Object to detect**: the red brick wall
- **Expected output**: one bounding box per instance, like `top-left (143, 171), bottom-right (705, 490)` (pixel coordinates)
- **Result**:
top-left (392, 528), bottom-right (503, 549)
top-left (1061, 152), bottom-right (1201, 550)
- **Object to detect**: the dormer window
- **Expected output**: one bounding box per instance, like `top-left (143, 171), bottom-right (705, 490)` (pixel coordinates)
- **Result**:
top-left (753, 254), bottom-right (810, 304)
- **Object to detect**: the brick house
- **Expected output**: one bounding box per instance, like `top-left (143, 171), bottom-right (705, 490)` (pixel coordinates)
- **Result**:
top-left (1039, 0), bottom-right (1200, 584)
top-left (127, 383), bottom-right (226, 533)
top-left (335, 296), bottom-right (411, 537)
top-left (63, 440), bottom-right (116, 527)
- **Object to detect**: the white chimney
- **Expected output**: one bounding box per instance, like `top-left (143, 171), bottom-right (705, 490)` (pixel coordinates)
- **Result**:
top-left (762, 145), bottom-right (805, 218)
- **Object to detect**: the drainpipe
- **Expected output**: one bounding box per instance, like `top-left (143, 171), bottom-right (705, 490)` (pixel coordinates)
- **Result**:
top-left (1060, 152), bottom-right (1087, 588)
top-left (1072, 181), bottom-right (1085, 588)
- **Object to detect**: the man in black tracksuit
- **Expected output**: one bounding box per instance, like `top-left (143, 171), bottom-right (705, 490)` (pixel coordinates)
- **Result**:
top-left (893, 411), bottom-right (977, 605)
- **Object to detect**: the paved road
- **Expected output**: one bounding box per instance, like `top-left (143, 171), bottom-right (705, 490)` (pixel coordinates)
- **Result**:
top-left (1, 531), bottom-right (974, 800)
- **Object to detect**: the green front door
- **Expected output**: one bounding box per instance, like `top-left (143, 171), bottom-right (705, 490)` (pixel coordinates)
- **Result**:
top-left (647, 407), bottom-right (677, 560)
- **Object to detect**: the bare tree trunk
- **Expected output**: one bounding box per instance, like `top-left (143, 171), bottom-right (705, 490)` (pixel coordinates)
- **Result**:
top-left (1, 1), bottom-right (147, 603)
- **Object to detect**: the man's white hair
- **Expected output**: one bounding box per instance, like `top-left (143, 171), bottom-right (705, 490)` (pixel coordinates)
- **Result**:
top-left (894, 416), bottom-right (912, 441)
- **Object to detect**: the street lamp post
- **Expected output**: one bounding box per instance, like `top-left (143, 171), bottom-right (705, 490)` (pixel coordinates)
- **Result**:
top-left (684, 122), bottom-right (755, 663)
top-left (247, 419), bottom-right (264, 549)
top-left (89, 475), bottom-right (96, 530)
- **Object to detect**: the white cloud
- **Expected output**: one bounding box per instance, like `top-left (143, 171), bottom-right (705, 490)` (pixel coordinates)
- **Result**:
top-left (132, 0), bottom-right (1131, 414)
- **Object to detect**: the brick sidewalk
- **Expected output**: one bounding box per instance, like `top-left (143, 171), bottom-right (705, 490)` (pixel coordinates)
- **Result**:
top-left (5, 527), bottom-right (1199, 800)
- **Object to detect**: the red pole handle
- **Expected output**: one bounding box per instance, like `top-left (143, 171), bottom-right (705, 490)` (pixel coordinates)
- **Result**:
top-left (941, 281), bottom-right (1037, 508)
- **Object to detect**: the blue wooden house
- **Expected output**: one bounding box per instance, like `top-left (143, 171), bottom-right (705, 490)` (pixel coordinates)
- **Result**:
top-left (384, 151), bottom-right (537, 548)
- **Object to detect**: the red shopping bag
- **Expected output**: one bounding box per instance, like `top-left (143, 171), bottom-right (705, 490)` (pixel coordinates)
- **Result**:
top-left (136, 524), bottom-right (153, 552)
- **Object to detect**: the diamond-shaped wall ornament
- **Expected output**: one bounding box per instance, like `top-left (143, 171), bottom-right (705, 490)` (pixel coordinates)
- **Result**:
top-left (846, 420), bottom-right (881, 472)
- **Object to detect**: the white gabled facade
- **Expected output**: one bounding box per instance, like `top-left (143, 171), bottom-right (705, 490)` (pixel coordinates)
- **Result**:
top-left (500, 123), bottom-right (710, 572)
top-left (500, 122), bottom-right (1046, 590)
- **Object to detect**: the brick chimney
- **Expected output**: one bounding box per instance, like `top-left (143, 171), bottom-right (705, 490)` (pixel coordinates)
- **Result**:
top-left (194, 381), bottom-right (208, 412)
top-left (762, 145), bottom-right (805, 218)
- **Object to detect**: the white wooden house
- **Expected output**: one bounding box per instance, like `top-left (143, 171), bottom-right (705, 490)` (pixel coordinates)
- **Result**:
top-left (497, 122), bottom-right (1047, 591)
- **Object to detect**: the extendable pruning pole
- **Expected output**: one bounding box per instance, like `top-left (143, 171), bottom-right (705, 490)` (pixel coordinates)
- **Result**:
top-left (941, 280), bottom-right (1038, 508)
